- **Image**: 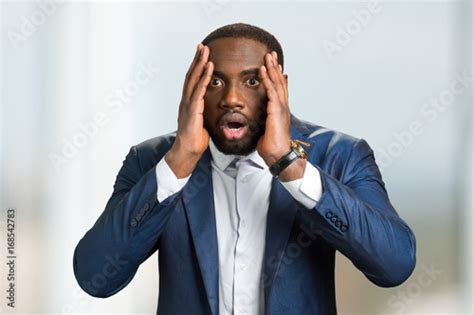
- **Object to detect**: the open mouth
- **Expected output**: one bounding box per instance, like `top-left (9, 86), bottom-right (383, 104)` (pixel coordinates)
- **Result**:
top-left (220, 114), bottom-right (249, 140)
top-left (227, 121), bottom-right (244, 129)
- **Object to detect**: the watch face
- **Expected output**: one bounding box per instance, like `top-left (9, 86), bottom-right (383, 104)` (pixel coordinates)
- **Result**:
top-left (291, 140), bottom-right (308, 160)
top-left (298, 149), bottom-right (308, 160)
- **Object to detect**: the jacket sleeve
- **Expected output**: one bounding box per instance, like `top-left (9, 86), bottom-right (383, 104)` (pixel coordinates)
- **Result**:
top-left (73, 145), bottom-right (180, 297)
top-left (310, 138), bottom-right (416, 287)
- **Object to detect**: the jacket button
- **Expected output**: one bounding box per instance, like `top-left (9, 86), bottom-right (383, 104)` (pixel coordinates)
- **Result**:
top-left (130, 219), bottom-right (137, 227)
top-left (340, 224), bottom-right (348, 232)
top-left (330, 215), bottom-right (338, 223)
top-left (335, 220), bottom-right (341, 227)
top-left (143, 202), bottom-right (149, 211)
top-left (325, 211), bottom-right (333, 219)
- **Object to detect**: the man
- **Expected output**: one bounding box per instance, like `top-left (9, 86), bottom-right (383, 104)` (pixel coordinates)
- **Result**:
top-left (73, 23), bottom-right (416, 315)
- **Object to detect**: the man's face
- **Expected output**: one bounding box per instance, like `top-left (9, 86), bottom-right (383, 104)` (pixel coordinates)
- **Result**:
top-left (203, 37), bottom-right (269, 155)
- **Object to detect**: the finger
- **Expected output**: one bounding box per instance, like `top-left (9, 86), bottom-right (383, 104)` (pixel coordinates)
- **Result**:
top-left (271, 52), bottom-right (287, 95)
top-left (259, 65), bottom-right (279, 104)
top-left (190, 61), bottom-right (214, 112)
top-left (272, 51), bottom-right (278, 63)
top-left (184, 45), bottom-right (210, 99)
top-left (274, 57), bottom-right (288, 103)
top-left (271, 52), bottom-right (288, 102)
top-left (273, 56), bottom-right (289, 107)
top-left (183, 45), bottom-right (207, 98)
top-left (180, 45), bottom-right (203, 116)
top-left (265, 53), bottom-right (286, 102)
top-left (182, 44), bottom-right (203, 96)
top-left (266, 53), bottom-right (281, 88)
top-left (271, 52), bottom-right (286, 90)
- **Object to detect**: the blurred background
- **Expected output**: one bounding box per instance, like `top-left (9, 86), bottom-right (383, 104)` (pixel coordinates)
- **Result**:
top-left (1, 0), bottom-right (472, 314)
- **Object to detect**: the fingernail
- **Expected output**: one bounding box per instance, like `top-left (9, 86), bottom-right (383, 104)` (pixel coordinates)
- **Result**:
top-left (279, 64), bottom-right (282, 72)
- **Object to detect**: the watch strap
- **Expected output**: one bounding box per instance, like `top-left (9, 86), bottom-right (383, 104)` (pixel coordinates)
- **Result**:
top-left (269, 148), bottom-right (300, 177)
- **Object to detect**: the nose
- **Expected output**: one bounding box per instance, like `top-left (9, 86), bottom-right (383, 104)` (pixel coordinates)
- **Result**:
top-left (219, 83), bottom-right (244, 111)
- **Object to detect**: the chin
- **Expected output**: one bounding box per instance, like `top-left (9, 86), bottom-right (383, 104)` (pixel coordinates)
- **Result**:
top-left (212, 135), bottom-right (258, 156)
top-left (205, 117), bottom-right (264, 155)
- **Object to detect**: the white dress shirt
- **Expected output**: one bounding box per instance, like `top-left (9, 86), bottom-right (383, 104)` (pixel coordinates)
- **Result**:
top-left (155, 139), bottom-right (323, 315)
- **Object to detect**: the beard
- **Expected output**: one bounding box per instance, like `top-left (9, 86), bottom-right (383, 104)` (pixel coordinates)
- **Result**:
top-left (204, 111), bottom-right (266, 156)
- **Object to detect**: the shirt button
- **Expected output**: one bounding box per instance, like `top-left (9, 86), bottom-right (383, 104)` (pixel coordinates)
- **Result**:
top-left (240, 263), bottom-right (248, 271)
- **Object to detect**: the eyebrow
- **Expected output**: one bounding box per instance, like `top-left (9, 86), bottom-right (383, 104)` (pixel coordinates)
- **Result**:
top-left (213, 67), bottom-right (260, 79)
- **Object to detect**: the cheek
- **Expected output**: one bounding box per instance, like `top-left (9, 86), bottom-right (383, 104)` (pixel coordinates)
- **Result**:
top-left (258, 85), bottom-right (268, 102)
top-left (247, 89), bottom-right (267, 114)
top-left (203, 94), bottom-right (214, 115)
top-left (248, 86), bottom-right (267, 109)
top-left (204, 88), bottom-right (220, 102)
top-left (245, 85), bottom-right (265, 102)
top-left (203, 102), bottom-right (218, 126)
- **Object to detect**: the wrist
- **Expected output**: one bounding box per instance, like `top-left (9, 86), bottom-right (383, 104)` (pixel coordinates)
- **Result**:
top-left (165, 142), bottom-right (201, 178)
top-left (278, 158), bottom-right (306, 182)
top-left (264, 145), bottom-right (291, 166)
top-left (267, 139), bottom-right (309, 179)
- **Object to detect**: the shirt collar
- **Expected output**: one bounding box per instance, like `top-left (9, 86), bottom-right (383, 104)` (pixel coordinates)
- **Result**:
top-left (208, 138), bottom-right (267, 171)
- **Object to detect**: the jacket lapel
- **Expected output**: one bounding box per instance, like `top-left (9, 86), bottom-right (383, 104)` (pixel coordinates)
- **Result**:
top-left (262, 179), bottom-right (301, 305)
top-left (182, 149), bottom-right (219, 315)
top-left (263, 115), bottom-right (309, 308)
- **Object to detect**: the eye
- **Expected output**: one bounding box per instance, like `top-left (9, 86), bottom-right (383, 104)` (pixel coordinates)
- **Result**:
top-left (210, 78), bottom-right (222, 87)
top-left (245, 77), bottom-right (260, 87)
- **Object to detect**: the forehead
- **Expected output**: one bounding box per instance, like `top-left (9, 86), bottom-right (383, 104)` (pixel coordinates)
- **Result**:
top-left (207, 37), bottom-right (269, 73)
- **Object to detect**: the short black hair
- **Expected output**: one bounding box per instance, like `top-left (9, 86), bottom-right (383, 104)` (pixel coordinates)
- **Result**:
top-left (201, 23), bottom-right (284, 70)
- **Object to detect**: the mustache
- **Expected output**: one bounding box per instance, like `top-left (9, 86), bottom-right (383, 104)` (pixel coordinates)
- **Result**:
top-left (217, 106), bottom-right (267, 128)
top-left (216, 112), bottom-right (265, 136)
top-left (219, 111), bottom-right (248, 127)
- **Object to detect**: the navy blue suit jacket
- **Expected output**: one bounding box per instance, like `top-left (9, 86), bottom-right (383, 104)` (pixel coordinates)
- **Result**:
top-left (73, 115), bottom-right (416, 314)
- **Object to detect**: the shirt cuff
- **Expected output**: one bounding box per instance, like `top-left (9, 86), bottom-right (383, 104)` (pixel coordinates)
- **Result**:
top-left (155, 155), bottom-right (191, 203)
top-left (279, 161), bottom-right (323, 209)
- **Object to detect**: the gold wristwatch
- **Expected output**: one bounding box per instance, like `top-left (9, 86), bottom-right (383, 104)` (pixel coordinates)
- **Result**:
top-left (269, 139), bottom-right (310, 177)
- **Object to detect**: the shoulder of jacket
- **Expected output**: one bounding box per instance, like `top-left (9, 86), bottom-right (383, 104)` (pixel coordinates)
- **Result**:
top-left (292, 115), bottom-right (362, 152)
